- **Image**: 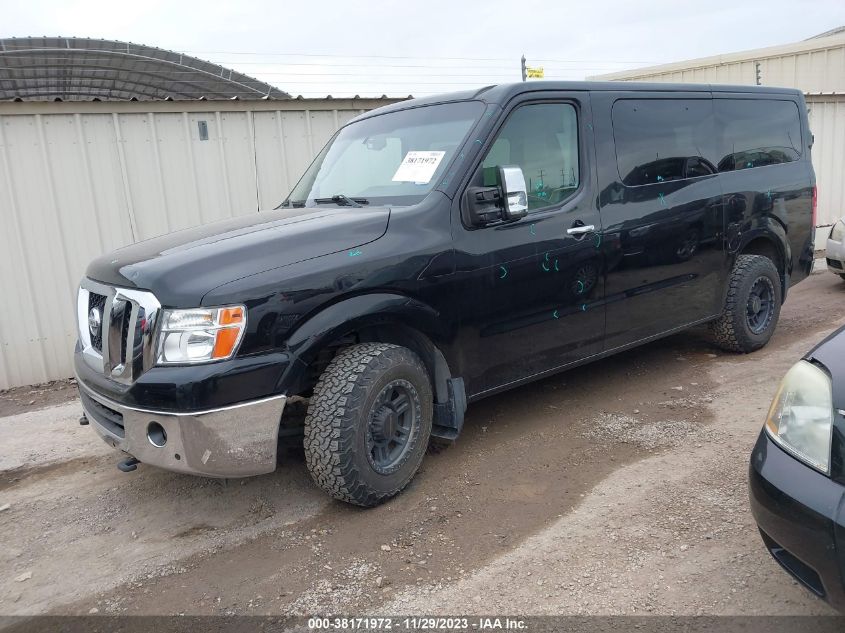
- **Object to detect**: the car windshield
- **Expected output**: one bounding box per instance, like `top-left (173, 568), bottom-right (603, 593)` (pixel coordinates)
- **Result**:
top-left (282, 101), bottom-right (484, 208)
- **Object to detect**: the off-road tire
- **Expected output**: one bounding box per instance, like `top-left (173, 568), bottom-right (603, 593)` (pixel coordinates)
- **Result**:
top-left (303, 343), bottom-right (433, 507)
top-left (839, 273), bottom-right (845, 282)
top-left (709, 254), bottom-right (782, 353)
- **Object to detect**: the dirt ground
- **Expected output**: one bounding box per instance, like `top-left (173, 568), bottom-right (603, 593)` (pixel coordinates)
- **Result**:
top-left (1, 264), bottom-right (844, 618)
top-left (0, 379), bottom-right (77, 419)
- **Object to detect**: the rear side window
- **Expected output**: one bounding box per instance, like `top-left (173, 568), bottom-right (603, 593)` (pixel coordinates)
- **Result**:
top-left (612, 99), bottom-right (715, 186)
top-left (714, 99), bottom-right (802, 171)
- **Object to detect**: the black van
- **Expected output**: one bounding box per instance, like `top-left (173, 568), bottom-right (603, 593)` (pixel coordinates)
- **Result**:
top-left (75, 82), bottom-right (816, 506)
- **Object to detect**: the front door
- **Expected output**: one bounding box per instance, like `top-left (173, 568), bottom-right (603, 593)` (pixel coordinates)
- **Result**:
top-left (452, 95), bottom-right (605, 397)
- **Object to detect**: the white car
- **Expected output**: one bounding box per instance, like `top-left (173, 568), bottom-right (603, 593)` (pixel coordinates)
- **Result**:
top-left (828, 217), bottom-right (845, 281)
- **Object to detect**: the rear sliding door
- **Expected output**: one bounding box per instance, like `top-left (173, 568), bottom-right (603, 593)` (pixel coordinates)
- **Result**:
top-left (590, 91), bottom-right (727, 350)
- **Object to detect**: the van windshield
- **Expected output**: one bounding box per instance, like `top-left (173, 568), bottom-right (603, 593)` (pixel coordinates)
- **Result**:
top-left (282, 101), bottom-right (484, 208)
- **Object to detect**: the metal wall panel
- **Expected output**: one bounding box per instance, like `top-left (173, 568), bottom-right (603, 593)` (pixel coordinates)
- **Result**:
top-left (807, 96), bottom-right (845, 227)
top-left (0, 98), bottom-right (395, 389)
top-left (593, 33), bottom-right (845, 94)
top-left (253, 108), bottom-right (364, 209)
top-left (598, 51), bottom-right (845, 92)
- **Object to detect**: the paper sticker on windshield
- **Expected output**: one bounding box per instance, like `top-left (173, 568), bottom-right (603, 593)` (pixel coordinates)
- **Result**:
top-left (391, 151), bottom-right (445, 184)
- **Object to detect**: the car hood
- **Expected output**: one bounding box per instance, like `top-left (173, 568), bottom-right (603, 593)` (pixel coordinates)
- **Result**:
top-left (806, 324), bottom-right (845, 408)
top-left (85, 206), bottom-right (390, 307)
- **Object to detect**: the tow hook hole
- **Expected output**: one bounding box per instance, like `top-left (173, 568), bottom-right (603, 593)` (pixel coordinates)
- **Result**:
top-left (147, 421), bottom-right (167, 448)
top-left (175, 453), bottom-right (181, 461)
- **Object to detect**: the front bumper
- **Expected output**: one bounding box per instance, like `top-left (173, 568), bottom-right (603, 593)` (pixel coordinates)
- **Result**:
top-left (78, 381), bottom-right (286, 477)
top-left (827, 235), bottom-right (845, 275)
top-left (749, 431), bottom-right (845, 611)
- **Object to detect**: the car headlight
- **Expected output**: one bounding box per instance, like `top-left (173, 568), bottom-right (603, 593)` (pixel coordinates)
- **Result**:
top-left (765, 360), bottom-right (833, 474)
top-left (831, 220), bottom-right (845, 242)
top-left (157, 306), bottom-right (246, 364)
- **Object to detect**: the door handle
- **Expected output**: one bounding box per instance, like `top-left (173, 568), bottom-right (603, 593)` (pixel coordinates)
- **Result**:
top-left (567, 224), bottom-right (595, 235)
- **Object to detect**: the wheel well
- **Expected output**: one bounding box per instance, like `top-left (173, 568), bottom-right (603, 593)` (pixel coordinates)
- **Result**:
top-left (739, 236), bottom-right (788, 302)
top-left (297, 323), bottom-right (453, 404)
top-left (741, 237), bottom-right (783, 276)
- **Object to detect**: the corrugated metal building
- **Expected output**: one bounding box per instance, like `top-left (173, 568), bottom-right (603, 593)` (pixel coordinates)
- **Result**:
top-left (0, 36), bottom-right (292, 101)
top-left (592, 27), bottom-right (845, 228)
top-left (0, 98), bottom-right (397, 389)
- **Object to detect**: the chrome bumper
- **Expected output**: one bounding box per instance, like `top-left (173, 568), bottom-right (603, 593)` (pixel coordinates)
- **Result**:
top-left (77, 381), bottom-right (286, 477)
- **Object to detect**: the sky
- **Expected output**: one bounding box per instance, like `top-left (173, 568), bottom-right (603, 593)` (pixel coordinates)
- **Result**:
top-left (4, 0), bottom-right (845, 97)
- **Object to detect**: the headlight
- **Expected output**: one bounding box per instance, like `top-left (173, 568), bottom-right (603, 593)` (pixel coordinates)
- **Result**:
top-left (157, 306), bottom-right (246, 364)
top-left (765, 360), bottom-right (833, 474)
top-left (831, 220), bottom-right (845, 242)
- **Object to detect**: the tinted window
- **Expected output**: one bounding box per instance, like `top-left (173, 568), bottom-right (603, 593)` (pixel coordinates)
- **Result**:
top-left (481, 103), bottom-right (579, 212)
top-left (685, 157), bottom-right (716, 178)
top-left (612, 99), bottom-right (715, 186)
top-left (714, 99), bottom-right (801, 172)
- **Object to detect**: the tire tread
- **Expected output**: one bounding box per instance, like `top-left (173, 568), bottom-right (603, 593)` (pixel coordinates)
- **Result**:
top-left (303, 342), bottom-right (430, 507)
top-left (709, 254), bottom-right (781, 353)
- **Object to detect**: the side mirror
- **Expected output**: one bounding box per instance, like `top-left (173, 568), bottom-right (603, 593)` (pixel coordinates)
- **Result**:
top-left (499, 165), bottom-right (528, 221)
top-left (462, 164), bottom-right (529, 227)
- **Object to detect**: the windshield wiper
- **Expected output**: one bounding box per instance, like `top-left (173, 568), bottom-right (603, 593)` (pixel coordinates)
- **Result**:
top-left (314, 194), bottom-right (369, 208)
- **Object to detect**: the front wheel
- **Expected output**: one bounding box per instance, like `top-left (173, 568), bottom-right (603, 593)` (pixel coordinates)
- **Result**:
top-left (709, 254), bottom-right (782, 353)
top-left (303, 343), bottom-right (433, 507)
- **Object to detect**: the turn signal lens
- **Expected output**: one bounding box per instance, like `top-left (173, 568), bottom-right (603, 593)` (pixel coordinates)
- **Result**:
top-left (219, 306), bottom-right (244, 325)
top-left (157, 305), bottom-right (246, 364)
top-left (212, 326), bottom-right (242, 359)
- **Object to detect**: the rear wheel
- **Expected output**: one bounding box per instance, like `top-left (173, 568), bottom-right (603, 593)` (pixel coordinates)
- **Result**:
top-left (303, 343), bottom-right (432, 507)
top-left (709, 254), bottom-right (782, 353)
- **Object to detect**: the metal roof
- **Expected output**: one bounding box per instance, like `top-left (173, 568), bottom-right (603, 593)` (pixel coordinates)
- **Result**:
top-left (591, 28), bottom-right (845, 82)
top-left (807, 26), bottom-right (845, 40)
top-left (0, 36), bottom-right (291, 101)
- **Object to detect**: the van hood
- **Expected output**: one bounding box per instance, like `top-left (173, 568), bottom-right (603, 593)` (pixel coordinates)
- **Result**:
top-left (85, 206), bottom-right (390, 307)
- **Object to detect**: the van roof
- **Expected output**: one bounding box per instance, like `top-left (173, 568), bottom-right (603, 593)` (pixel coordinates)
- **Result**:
top-left (351, 81), bottom-right (803, 122)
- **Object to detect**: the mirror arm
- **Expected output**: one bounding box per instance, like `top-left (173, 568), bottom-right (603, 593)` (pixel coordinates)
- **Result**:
top-left (464, 186), bottom-right (505, 227)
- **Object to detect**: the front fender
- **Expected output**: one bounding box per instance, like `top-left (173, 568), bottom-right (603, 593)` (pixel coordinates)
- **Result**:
top-left (277, 293), bottom-right (445, 392)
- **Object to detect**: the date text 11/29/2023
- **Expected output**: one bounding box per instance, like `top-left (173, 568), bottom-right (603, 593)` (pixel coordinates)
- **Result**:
top-left (307, 617), bottom-right (527, 630)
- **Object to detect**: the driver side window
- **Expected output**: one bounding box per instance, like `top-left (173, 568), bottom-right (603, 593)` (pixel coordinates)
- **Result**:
top-left (481, 103), bottom-right (580, 212)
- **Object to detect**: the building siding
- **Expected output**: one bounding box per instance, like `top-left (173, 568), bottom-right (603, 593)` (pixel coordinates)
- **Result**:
top-left (0, 98), bottom-right (397, 389)
top-left (807, 95), bottom-right (845, 228)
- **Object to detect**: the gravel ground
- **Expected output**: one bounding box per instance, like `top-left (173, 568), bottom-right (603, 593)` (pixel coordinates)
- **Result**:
top-left (385, 334), bottom-right (835, 615)
top-left (1, 263), bottom-right (844, 617)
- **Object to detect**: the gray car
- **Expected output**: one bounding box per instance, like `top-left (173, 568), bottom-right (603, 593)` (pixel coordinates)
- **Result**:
top-left (828, 217), bottom-right (845, 280)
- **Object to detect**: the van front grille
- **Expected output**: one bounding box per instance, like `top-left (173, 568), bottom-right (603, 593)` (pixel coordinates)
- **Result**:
top-left (77, 282), bottom-right (161, 385)
top-left (88, 292), bottom-right (107, 352)
top-left (120, 305), bottom-right (133, 360)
